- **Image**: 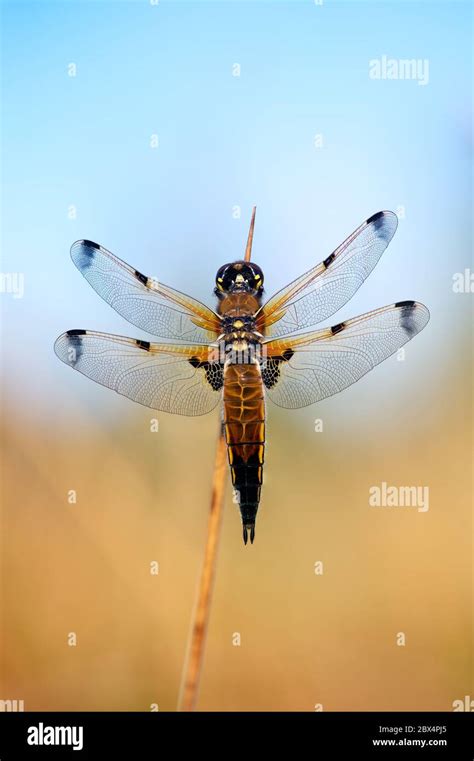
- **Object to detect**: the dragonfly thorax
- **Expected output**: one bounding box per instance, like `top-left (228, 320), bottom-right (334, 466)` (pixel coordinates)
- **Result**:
top-left (221, 313), bottom-right (256, 336)
top-left (216, 290), bottom-right (262, 317)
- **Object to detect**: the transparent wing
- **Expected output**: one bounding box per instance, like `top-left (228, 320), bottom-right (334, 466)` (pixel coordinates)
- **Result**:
top-left (262, 301), bottom-right (429, 408)
top-left (54, 330), bottom-right (223, 416)
top-left (257, 211), bottom-right (398, 337)
top-left (70, 240), bottom-right (221, 343)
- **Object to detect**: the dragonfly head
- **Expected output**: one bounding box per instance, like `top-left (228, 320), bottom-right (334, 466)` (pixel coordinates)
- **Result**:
top-left (215, 261), bottom-right (264, 298)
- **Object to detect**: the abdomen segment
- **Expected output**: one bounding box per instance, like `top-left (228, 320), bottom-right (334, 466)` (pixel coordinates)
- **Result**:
top-left (223, 362), bottom-right (265, 544)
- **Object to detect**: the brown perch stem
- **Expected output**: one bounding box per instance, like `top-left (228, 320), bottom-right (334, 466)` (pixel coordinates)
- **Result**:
top-left (178, 431), bottom-right (227, 711)
top-left (244, 206), bottom-right (256, 262)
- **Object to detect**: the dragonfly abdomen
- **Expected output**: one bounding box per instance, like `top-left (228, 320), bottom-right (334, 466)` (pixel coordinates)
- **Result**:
top-left (223, 360), bottom-right (265, 545)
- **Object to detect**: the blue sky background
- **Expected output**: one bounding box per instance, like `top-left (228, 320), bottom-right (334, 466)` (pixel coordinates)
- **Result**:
top-left (1, 0), bottom-right (472, 422)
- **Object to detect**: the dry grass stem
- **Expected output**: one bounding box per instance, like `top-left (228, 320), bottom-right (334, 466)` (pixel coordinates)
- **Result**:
top-left (177, 431), bottom-right (227, 711)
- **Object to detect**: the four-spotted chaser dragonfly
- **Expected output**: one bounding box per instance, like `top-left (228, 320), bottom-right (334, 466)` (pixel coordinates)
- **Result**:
top-left (55, 209), bottom-right (429, 544)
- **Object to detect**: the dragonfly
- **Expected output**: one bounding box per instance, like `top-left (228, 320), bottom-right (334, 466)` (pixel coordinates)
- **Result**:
top-left (55, 208), bottom-right (429, 545)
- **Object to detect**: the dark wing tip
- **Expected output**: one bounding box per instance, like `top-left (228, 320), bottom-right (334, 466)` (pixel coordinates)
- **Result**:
top-left (367, 210), bottom-right (397, 224)
top-left (70, 239), bottom-right (100, 253)
top-left (66, 328), bottom-right (87, 336)
top-left (365, 210), bottom-right (398, 241)
top-left (54, 330), bottom-right (86, 365)
top-left (395, 300), bottom-right (430, 337)
top-left (395, 299), bottom-right (430, 316)
top-left (367, 210), bottom-right (384, 224)
top-left (396, 299), bottom-right (415, 308)
top-left (70, 239), bottom-right (101, 271)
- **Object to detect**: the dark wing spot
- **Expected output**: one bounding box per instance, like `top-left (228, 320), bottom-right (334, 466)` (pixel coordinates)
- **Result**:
top-left (64, 331), bottom-right (84, 365)
top-left (366, 210), bottom-right (396, 240)
top-left (204, 362), bottom-right (224, 391)
top-left (73, 240), bottom-right (99, 271)
top-left (395, 300), bottom-right (416, 308)
top-left (134, 269), bottom-right (148, 286)
top-left (331, 322), bottom-right (345, 335)
top-left (366, 210), bottom-right (385, 228)
top-left (66, 329), bottom-right (87, 336)
top-left (136, 339), bottom-right (150, 351)
top-left (262, 349), bottom-right (294, 389)
top-left (396, 301), bottom-right (417, 336)
top-left (262, 358), bottom-right (281, 389)
top-left (188, 357), bottom-right (223, 390)
top-left (82, 240), bottom-right (100, 250)
top-left (323, 252), bottom-right (335, 268)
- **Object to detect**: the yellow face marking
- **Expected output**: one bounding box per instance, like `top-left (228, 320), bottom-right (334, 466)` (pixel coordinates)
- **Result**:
top-left (233, 319), bottom-right (244, 328)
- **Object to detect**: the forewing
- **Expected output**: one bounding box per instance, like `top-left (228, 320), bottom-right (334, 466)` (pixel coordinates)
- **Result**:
top-left (262, 301), bottom-right (429, 408)
top-left (71, 240), bottom-right (221, 342)
top-left (257, 211), bottom-right (398, 337)
top-left (54, 330), bottom-right (223, 416)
